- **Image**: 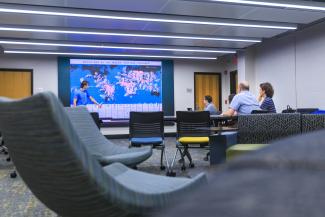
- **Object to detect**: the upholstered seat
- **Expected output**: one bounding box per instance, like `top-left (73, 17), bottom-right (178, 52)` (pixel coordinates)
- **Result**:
top-left (130, 137), bottom-right (163, 145)
top-left (226, 144), bottom-right (269, 160)
top-left (158, 130), bottom-right (325, 217)
top-left (103, 163), bottom-right (206, 196)
top-left (0, 92), bottom-right (208, 217)
top-left (65, 107), bottom-right (152, 167)
top-left (178, 137), bottom-right (209, 144)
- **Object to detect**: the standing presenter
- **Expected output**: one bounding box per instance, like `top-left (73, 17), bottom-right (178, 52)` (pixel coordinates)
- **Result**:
top-left (73, 80), bottom-right (101, 107)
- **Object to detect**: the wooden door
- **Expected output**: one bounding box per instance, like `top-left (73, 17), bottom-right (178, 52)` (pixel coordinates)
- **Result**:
top-left (0, 69), bottom-right (32, 99)
top-left (194, 73), bottom-right (221, 111)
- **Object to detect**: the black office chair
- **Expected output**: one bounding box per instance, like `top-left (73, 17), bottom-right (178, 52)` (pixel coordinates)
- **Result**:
top-left (172, 111), bottom-right (210, 171)
top-left (129, 111), bottom-right (166, 170)
top-left (251, 110), bottom-right (269, 114)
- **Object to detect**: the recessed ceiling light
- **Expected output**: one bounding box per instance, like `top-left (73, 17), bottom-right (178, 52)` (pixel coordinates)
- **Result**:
top-left (0, 3), bottom-right (297, 29)
top-left (4, 50), bottom-right (218, 60)
top-left (0, 39), bottom-right (237, 53)
top-left (0, 25), bottom-right (262, 43)
top-left (195, 0), bottom-right (325, 11)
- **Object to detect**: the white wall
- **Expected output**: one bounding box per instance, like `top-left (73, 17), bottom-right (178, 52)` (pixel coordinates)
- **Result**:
top-left (251, 20), bottom-right (325, 112)
top-left (238, 49), bottom-right (257, 95)
top-left (173, 58), bottom-right (234, 113)
top-left (295, 22), bottom-right (325, 109)
top-left (254, 36), bottom-right (296, 112)
top-left (0, 55), bottom-right (58, 95)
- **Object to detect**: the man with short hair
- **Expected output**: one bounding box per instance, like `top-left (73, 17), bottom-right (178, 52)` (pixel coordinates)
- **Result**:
top-left (73, 80), bottom-right (101, 107)
top-left (203, 95), bottom-right (220, 115)
top-left (222, 81), bottom-right (260, 116)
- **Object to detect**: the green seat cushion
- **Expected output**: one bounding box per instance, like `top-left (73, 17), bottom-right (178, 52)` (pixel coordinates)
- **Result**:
top-left (227, 144), bottom-right (269, 160)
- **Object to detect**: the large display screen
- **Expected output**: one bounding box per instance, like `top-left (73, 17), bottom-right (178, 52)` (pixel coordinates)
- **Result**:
top-left (70, 59), bottom-right (162, 119)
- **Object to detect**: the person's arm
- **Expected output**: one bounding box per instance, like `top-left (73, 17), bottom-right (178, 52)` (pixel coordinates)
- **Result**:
top-left (73, 91), bottom-right (78, 107)
top-left (258, 93), bottom-right (263, 102)
top-left (222, 95), bottom-right (240, 116)
top-left (89, 96), bottom-right (99, 105)
top-left (73, 98), bottom-right (77, 107)
top-left (222, 108), bottom-right (235, 116)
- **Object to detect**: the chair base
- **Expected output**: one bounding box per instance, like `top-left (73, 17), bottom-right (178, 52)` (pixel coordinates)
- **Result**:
top-left (130, 142), bottom-right (166, 170)
top-left (166, 170), bottom-right (176, 177)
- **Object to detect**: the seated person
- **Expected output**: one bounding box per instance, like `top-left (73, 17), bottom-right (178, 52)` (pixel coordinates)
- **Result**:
top-left (222, 94), bottom-right (238, 126)
top-left (258, 82), bottom-right (276, 113)
top-left (222, 81), bottom-right (260, 116)
top-left (203, 95), bottom-right (220, 115)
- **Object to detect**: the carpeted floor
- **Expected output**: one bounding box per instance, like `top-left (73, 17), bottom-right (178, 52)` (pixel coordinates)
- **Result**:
top-left (0, 137), bottom-right (216, 217)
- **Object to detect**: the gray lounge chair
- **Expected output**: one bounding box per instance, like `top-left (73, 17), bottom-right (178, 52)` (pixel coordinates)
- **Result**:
top-left (65, 107), bottom-right (152, 167)
top-left (0, 92), bottom-right (207, 217)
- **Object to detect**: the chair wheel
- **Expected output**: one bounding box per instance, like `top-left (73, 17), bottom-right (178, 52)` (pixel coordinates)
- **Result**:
top-left (10, 171), bottom-right (17, 178)
top-left (4, 151), bottom-right (8, 155)
top-left (160, 165), bottom-right (166, 170)
top-left (189, 163), bottom-right (195, 168)
top-left (166, 171), bottom-right (176, 177)
top-left (181, 166), bottom-right (186, 171)
top-left (6, 157), bottom-right (10, 162)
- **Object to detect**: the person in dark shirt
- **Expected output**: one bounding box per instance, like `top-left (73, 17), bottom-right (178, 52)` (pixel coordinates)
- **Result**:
top-left (258, 82), bottom-right (276, 113)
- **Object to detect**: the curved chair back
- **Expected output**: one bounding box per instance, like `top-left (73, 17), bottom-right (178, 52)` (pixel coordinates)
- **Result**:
top-left (65, 107), bottom-right (129, 156)
top-left (0, 92), bottom-right (131, 217)
top-left (129, 111), bottom-right (164, 139)
top-left (176, 111), bottom-right (210, 138)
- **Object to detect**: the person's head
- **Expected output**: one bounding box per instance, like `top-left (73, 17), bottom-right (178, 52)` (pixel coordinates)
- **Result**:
top-left (259, 82), bottom-right (274, 98)
top-left (228, 94), bottom-right (236, 104)
top-left (238, 81), bottom-right (250, 92)
top-left (204, 95), bottom-right (213, 105)
top-left (80, 80), bottom-right (89, 90)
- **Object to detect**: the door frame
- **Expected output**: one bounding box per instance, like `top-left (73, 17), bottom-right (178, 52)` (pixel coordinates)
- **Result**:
top-left (0, 68), bottom-right (34, 95)
top-left (194, 72), bottom-right (222, 111)
top-left (230, 70), bottom-right (238, 94)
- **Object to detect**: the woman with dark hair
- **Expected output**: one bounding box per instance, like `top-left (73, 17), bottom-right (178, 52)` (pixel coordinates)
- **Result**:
top-left (258, 82), bottom-right (276, 113)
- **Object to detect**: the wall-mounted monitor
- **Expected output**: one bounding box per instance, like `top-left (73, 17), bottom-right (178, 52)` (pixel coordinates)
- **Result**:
top-left (70, 59), bottom-right (162, 119)
top-left (58, 57), bottom-right (174, 119)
